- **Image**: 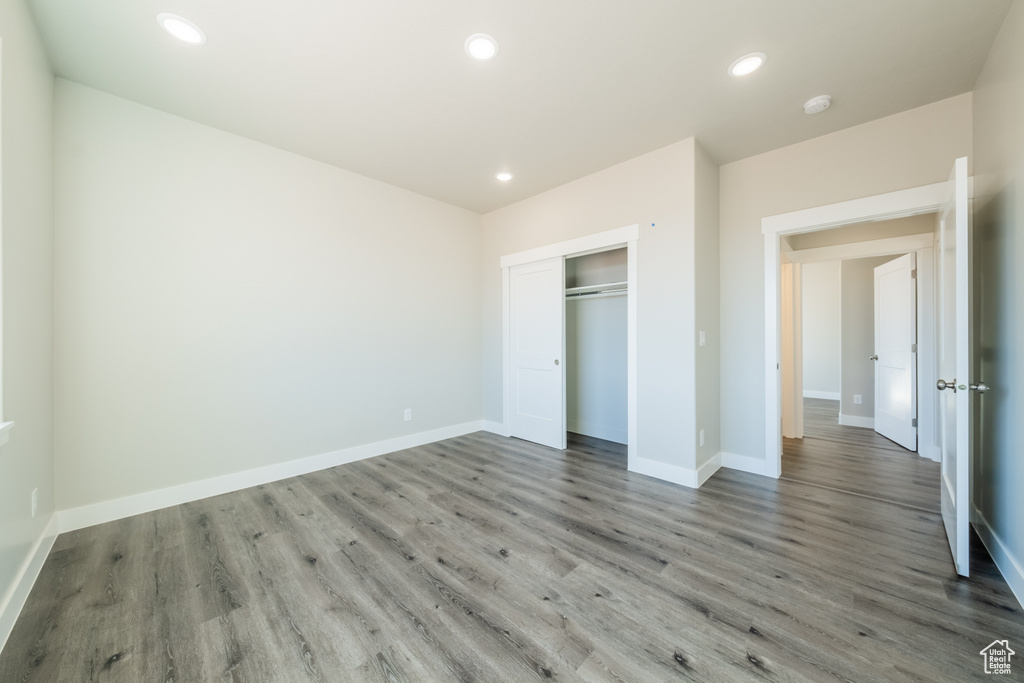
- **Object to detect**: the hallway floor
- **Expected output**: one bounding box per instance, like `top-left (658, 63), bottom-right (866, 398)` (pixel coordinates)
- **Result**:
top-left (782, 398), bottom-right (941, 513)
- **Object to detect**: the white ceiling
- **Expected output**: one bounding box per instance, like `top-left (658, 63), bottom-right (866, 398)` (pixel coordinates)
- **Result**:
top-left (29, 0), bottom-right (1010, 213)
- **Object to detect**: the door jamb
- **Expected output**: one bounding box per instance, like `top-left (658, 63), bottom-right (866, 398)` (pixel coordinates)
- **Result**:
top-left (501, 224), bottom-right (639, 467)
top-left (763, 180), bottom-right (971, 477)
top-left (780, 262), bottom-right (803, 439)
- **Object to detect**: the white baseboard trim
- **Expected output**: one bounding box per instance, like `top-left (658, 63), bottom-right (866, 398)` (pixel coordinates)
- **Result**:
top-left (972, 505), bottom-right (1024, 610)
top-left (567, 419), bottom-right (627, 445)
top-left (838, 414), bottom-right (875, 429)
top-left (481, 420), bottom-right (509, 437)
top-left (58, 421), bottom-right (485, 533)
top-left (630, 456), bottom-right (700, 489)
top-left (696, 453), bottom-right (722, 487)
top-left (803, 390), bottom-right (840, 401)
top-left (0, 514), bottom-right (58, 655)
top-left (923, 445), bottom-right (941, 463)
top-left (721, 451), bottom-right (769, 477)
top-left (0, 421), bottom-right (14, 447)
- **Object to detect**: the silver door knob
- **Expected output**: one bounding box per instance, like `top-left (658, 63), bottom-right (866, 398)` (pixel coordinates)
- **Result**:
top-left (937, 379), bottom-right (957, 392)
top-left (554, 359), bottom-right (559, 366)
top-left (970, 382), bottom-right (989, 393)
top-left (869, 354), bottom-right (879, 361)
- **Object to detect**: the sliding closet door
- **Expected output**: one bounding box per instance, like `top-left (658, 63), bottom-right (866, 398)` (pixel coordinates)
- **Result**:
top-left (509, 257), bottom-right (566, 449)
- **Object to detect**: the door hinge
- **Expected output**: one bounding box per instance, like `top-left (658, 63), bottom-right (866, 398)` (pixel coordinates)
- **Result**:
top-left (911, 269), bottom-right (917, 279)
top-left (912, 418), bottom-right (917, 428)
top-left (911, 343), bottom-right (917, 353)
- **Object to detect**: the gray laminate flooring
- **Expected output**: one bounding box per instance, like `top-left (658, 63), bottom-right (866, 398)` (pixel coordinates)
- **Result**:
top-left (782, 398), bottom-right (941, 512)
top-left (1, 431), bottom-right (1020, 681)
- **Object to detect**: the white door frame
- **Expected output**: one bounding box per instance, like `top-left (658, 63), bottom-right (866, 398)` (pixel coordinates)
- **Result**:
top-left (501, 224), bottom-right (638, 467)
top-left (763, 180), bottom-right (971, 477)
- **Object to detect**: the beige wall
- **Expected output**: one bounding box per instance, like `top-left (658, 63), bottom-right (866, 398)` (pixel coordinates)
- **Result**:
top-left (972, 0), bottom-right (1024, 593)
top-left (800, 261), bottom-right (841, 397)
top-left (482, 138), bottom-right (712, 474)
top-left (719, 94), bottom-right (973, 462)
top-left (694, 143), bottom-right (721, 465)
top-left (0, 0), bottom-right (55, 631)
top-left (840, 256), bottom-right (896, 420)
top-left (53, 81), bottom-right (483, 510)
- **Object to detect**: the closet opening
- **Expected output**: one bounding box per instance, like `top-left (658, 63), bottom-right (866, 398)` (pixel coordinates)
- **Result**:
top-left (565, 249), bottom-right (628, 460)
top-left (500, 223), bottom-right (638, 468)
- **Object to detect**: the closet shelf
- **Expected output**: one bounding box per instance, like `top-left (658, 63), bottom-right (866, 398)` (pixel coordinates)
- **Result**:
top-left (565, 281), bottom-right (628, 299)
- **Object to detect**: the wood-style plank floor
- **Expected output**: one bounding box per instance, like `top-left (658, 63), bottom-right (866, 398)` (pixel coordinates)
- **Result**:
top-left (782, 398), bottom-right (941, 513)
top-left (2, 431), bottom-right (1020, 681)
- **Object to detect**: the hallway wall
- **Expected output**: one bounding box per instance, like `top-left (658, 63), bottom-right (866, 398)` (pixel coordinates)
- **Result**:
top-left (801, 261), bottom-right (841, 399)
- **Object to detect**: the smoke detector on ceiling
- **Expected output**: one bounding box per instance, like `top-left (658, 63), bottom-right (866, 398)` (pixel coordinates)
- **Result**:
top-left (803, 95), bottom-right (831, 115)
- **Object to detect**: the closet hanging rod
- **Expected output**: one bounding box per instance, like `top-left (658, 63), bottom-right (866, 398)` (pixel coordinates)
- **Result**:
top-left (565, 280), bottom-right (627, 295)
top-left (565, 287), bottom-right (627, 299)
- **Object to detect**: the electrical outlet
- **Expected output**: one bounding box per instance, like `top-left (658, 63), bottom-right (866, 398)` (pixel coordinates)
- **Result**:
top-left (31, 488), bottom-right (38, 518)
top-left (404, 408), bottom-right (412, 422)
top-left (854, 394), bottom-right (863, 405)
top-left (699, 429), bottom-right (705, 447)
top-left (699, 331), bottom-right (706, 347)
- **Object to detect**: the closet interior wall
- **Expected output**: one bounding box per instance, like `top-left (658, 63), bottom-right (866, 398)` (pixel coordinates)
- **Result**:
top-left (565, 249), bottom-right (628, 444)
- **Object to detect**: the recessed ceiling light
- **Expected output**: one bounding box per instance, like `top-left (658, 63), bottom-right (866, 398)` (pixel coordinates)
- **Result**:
top-left (465, 33), bottom-right (499, 61)
top-left (495, 171), bottom-right (513, 182)
top-left (803, 95), bottom-right (832, 114)
top-left (157, 13), bottom-right (207, 45)
top-left (728, 52), bottom-right (766, 77)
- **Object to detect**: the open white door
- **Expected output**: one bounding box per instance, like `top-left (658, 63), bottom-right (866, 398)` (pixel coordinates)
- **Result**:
top-left (509, 257), bottom-right (566, 450)
top-left (873, 253), bottom-right (917, 450)
top-left (937, 157), bottom-right (971, 576)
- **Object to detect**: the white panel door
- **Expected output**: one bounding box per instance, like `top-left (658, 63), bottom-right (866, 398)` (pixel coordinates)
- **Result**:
top-left (509, 257), bottom-right (566, 449)
top-left (937, 156), bottom-right (971, 577)
top-left (873, 253), bottom-right (917, 450)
